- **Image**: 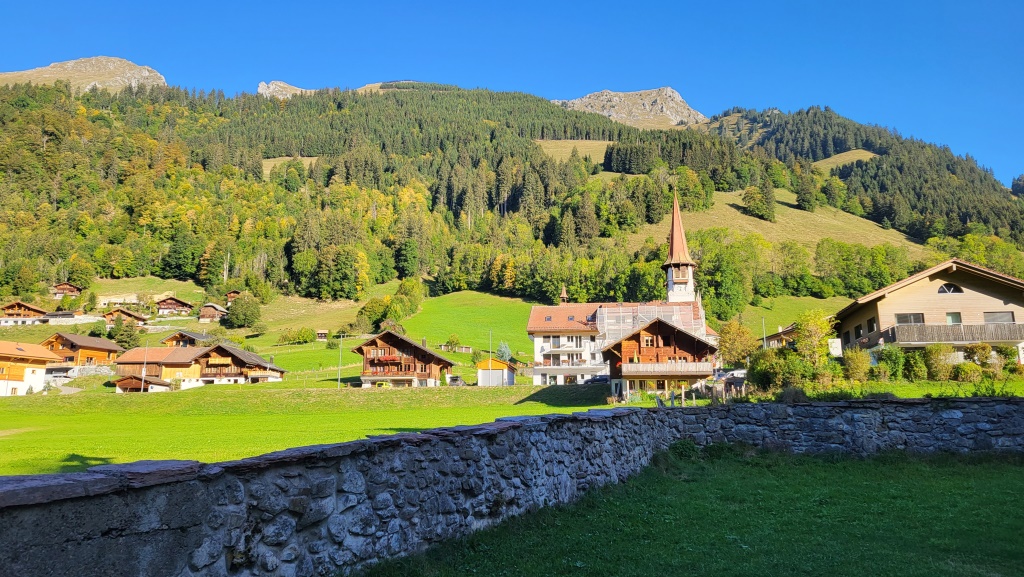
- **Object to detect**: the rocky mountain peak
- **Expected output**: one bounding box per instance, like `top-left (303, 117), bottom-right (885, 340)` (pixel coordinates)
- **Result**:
top-left (0, 56), bottom-right (166, 92)
top-left (257, 81), bottom-right (312, 99)
top-left (553, 86), bottom-right (706, 129)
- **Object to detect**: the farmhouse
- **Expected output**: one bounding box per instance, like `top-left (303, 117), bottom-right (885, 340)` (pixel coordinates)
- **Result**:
top-left (161, 331), bottom-right (211, 348)
top-left (104, 308), bottom-right (148, 329)
top-left (225, 290), bottom-right (241, 305)
top-left (40, 333), bottom-right (123, 366)
top-left (527, 195), bottom-right (717, 388)
top-left (764, 323), bottom-right (797, 349)
top-left (352, 331), bottom-right (454, 388)
top-left (602, 318), bottom-right (718, 397)
top-left (198, 303), bottom-right (228, 323)
top-left (155, 296), bottom-right (194, 316)
top-left (112, 375), bottom-right (174, 393)
top-left (476, 358), bottom-right (516, 386)
top-left (0, 341), bottom-right (61, 396)
top-left (114, 344), bottom-right (284, 390)
top-left (51, 282), bottom-right (83, 300)
top-left (1, 301), bottom-right (49, 326)
top-left (836, 258), bottom-right (1024, 363)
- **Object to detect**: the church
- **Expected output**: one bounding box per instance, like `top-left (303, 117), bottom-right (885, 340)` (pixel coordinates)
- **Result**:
top-left (526, 195), bottom-right (718, 394)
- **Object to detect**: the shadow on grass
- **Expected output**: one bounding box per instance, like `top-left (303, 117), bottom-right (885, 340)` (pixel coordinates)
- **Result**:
top-left (315, 376), bottom-right (362, 386)
top-left (513, 383), bottom-right (609, 407)
top-left (367, 428), bottom-right (427, 435)
top-left (58, 453), bottom-right (114, 473)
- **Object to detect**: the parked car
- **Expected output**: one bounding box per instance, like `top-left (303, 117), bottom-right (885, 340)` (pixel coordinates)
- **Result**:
top-left (723, 369), bottom-right (747, 388)
top-left (448, 375), bottom-right (466, 386)
top-left (582, 375), bottom-right (610, 385)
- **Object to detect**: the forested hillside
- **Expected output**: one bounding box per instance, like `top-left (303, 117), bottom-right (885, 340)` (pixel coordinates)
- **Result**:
top-left (1, 81), bottom-right (1022, 327)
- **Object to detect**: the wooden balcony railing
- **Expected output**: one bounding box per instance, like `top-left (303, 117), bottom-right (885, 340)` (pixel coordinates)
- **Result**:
top-left (621, 362), bottom-right (714, 377)
top-left (860, 323), bottom-right (1024, 346)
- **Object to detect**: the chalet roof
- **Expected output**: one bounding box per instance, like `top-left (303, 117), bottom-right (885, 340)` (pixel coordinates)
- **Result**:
top-left (113, 375), bottom-right (174, 389)
top-left (2, 301), bottom-right (49, 315)
top-left (834, 258), bottom-right (1024, 321)
top-left (352, 330), bottom-right (455, 366)
top-left (527, 303), bottom-right (601, 332)
top-left (226, 290), bottom-right (241, 295)
top-left (160, 330), bottom-right (211, 344)
top-left (0, 341), bottom-right (62, 361)
top-left (53, 282), bottom-right (83, 290)
top-left (105, 308), bottom-right (148, 321)
top-left (208, 344), bottom-right (286, 374)
top-left (663, 194), bottom-right (695, 268)
top-left (764, 323), bottom-right (798, 342)
top-left (201, 303), bottom-right (228, 313)
top-left (601, 318), bottom-right (718, 353)
top-left (43, 333), bottom-right (124, 352)
top-left (156, 296), bottom-right (193, 307)
top-left (115, 347), bottom-right (203, 365)
top-left (476, 358), bottom-right (515, 372)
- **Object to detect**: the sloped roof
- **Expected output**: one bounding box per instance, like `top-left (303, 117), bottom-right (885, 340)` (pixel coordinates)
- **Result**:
top-left (105, 308), bottom-right (148, 321)
top-left (0, 341), bottom-right (62, 361)
top-left (834, 258), bottom-right (1024, 321)
top-left (476, 358), bottom-right (515, 371)
top-left (208, 344), bottom-right (286, 374)
top-left (53, 282), bottom-right (83, 290)
top-left (43, 333), bottom-right (124, 352)
top-left (115, 347), bottom-right (204, 365)
top-left (201, 303), bottom-right (228, 313)
top-left (663, 194), bottom-right (695, 267)
top-left (352, 330), bottom-right (455, 366)
top-left (113, 375), bottom-right (174, 390)
top-left (2, 301), bottom-right (49, 315)
top-left (527, 303), bottom-right (600, 332)
top-left (156, 296), bottom-right (192, 306)
top-left (601, 318), bottom-right (718, 353)
top-left (160, 331), bottom-right (211, 344)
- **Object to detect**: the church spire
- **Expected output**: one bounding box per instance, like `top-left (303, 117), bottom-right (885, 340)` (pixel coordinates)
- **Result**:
top-left (663, 193), bottom-right (695, 268)
top-left (559, 284), bottom-right (569, 305)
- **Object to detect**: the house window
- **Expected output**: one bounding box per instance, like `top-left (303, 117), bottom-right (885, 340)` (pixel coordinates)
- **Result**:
top-left (854, 325), bottom-right (863, 339)
top-left (895, 313), bottom-right (925, 325)
top-left (842, 331), bottom-right (851, 346)
top-left (984, 311), bottom-right (1015, 324)
top-left (867, 317), bottom-right (877, 333)
top-left (544, 316), bottom-right (552, 322)
top-left (590, 335), bottom-right (596, 342)
top-left (567, 316), bottom-right (574, 321)
top-left (938, 283), bottom-right (964, 294)
top-left (642, 336), bottom-right (654, 348)
top-left (946, 312), bottom-right (962, 325)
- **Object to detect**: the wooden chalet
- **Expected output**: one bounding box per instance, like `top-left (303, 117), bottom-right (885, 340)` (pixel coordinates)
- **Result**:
top-left (602, 318), bottom-right (717, 397)
top-left (114, 344), bottom-right (284, 390)
top-left (764, 323), bottom-right (797, 350)
top-left (352, 331), bottom-right (454, 388)
top-left (0, 341), bottom-right (61, 396)
top-left (225, 290), bottom-right (242, 305)
top-left (40, 333), bottom-right (124, 366)
top-left (198, 303), bottom-right (228, 323)
top-left (1, 301), bottom-right (49, 326)
top-left (104, 308), bottom-right (148, 329)
top-left (161, 331), bottom-right (211, 348)
top-left (156, 296), bottom-right (194, 316)
top-left (51, 282), bottom-right (83, 300)
top-left (112, 375), bottom-right (174, 393)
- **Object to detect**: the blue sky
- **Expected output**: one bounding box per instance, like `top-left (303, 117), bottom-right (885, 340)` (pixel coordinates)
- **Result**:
top-left (4, 0), bottom-right (1022, 184)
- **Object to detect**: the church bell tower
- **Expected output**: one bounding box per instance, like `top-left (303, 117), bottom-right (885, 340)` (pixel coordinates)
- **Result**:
top-left (663, 194), bottom-right (696, 303)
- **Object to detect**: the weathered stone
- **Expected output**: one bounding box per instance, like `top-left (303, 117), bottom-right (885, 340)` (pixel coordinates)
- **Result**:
top-left (0, 473), bottom-right (124, 508)
top-left (348, 502), bottom-right (378, 536)
top-left (339, 468), bottom-right (366, 493)
top-left (189, 535), bottom-right (224, 570)
top-left (261, 514), bottom-right (296, 545)
top-left (90, 460), bottom-right (201, 488)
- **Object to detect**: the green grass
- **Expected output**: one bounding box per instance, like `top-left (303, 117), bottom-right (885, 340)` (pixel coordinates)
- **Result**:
top-left (740, 294), bottom-right (853, 335)
top-left (261, 156), bottom-right (319, 179)
top-left (534, 140), bottom-right (613, 163)
top-left (0, 384), bottom-right (613, 475)
top-left (812, 148), bottom-right (879, 173)
top-left (91, 276), bottom-right (207, 304)
top-left (403, 290), bottom-right (534, 359)
top-left (629, 188), bottom-right (928, 259)
top-left (363, 447), bottom-right (1024, 577)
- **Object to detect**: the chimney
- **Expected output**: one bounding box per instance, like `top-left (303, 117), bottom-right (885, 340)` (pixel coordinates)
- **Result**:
top-left (422, 337), bottom-right (427, 347)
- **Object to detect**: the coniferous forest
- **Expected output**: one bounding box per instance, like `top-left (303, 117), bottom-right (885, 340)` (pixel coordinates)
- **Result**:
top-left (1, 81), bottom-right (1022, 325)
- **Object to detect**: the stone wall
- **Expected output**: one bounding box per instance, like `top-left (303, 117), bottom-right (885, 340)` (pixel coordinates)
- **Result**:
top-left (1, 398), bottom-right (1022, 577)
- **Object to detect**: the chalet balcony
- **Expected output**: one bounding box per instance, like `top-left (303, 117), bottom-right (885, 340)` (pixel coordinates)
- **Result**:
top-left (540, 342), bottom-right (588, 354)
top-left (247, 370), bottom-right (280, 379)
top-left (621, 361), bottom-right (714, 377)
top-left (202, 370), bottom-right (243, 378)
top-left (861, 323), bottom-right (1024, 347)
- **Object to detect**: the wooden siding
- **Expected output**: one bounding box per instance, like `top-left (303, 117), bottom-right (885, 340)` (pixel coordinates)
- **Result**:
top-left (43, 337), bottom-right (119, 366)
top-left (354, 335), bottom-right (450, 381)
top-left (605, 321), bottom-right (715, 380)
top-left (0, 357), bottom-right (49, 381)
top-left (2, 303), bottom-right (45, 318)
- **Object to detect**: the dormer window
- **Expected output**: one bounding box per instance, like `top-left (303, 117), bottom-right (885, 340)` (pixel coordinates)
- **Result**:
top-left (567, 316), bottom-right (575, 321)
top-left (544, 316), bottom-right (552, 322)
top-left (938, 283), bottom-right (963, 294)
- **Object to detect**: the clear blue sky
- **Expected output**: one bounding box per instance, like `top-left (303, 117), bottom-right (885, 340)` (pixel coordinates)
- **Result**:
top-left (4, 0), bottom-right (1022, 184)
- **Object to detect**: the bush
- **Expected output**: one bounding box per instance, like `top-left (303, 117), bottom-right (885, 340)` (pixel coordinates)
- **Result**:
top-left (869, 363), bottom-right (890, 382)
top-left (668, 439), bottom-right (701, 462)
top-left (843, 347), bottom-right (871, 383)
top-left (748, 348), bottom-right (813, 389)
top-left (877, 345), bottom-right (905, 382)
top-left (924, 343), bottom-right (954, 381)
top-left (903, 351), bottom-right (928, 382)
top-left (775, 386), bottom-right (810, 403)
top-left (326, 339), bottom-right (339, 350)
top-left (963, 343), bottom-right (993, 367)
top-left (993, 345), bottom-right (1018, 370)
top-left (223, 294), bottom-right (261, 329)
top-left (952, 362), bottom-right (983, 383)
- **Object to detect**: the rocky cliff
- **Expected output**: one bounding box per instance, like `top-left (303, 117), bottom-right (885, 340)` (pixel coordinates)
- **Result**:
top-left (554, 87), bottom-right (706, 129)
top-left (0, 56), bottom-right (166, 92)
top-left (257, 80), bottom-right (312, 99)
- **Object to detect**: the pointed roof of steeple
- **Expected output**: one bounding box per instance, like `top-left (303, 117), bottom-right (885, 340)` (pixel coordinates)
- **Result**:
top-left (663, 193), bottom-right (695, 267)
top-left (559, 284), bottom-right (569, 303)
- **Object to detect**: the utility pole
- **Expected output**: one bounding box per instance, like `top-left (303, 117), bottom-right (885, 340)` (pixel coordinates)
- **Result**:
top-left (762, 317), bottom-right (767, 348)
top-left (336, 333), bottom-right (344, 390)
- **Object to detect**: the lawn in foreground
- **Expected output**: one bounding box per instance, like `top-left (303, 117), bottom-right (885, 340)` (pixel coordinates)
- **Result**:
top-left (0, 384), bottom-right (610, 476)
top-left (363, 447), bottom-right (1024, 577)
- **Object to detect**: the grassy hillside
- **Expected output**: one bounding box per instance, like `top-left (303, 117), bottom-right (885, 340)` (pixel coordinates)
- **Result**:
top-left (629, 188), bottom-right (929, 258)
top-left (261, 156), bottom-right (319, 179)
top-left (739, 294), bottom-right (852, 336)
top-left (0, 384), bottom-right (612, 475)
top-left (534, 140), bottom-right (613, 163)
top-left (92, 276), bottom-right (207, 304)
top-left (812, 148), bottom-right (878, 173)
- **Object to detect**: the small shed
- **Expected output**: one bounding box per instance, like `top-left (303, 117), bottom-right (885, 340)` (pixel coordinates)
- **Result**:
top-left (316, 329), bottom-right (329, 342)
top-left (199, 303), bottom-right (228, 324)
top-left (476, 358), bottom-right (516, 387)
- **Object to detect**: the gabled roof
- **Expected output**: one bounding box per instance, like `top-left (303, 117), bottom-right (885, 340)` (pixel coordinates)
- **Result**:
top-left (476, 358), bottom-right (515, 371)
top-left (160, 330), bottom-right (211, 344)
top-left (663, 194), bottom-right (695, 267)
top-left (201, 303), bottom-right (228, 313)
top-left (115, 347), bottom-right (204, 365)
top-left (52, 282), bottom-right (83, 290)
top-left (601, 318), bottom-right (718, 353)
top-left (113, 375), bottom-right (174, 389)
top-left (42, 333), bottom-right (124, 352)
top-left (105, 307), bottom-right (148, 321)
top-left (207, 343), bottom-right (286, 374)
top-left (225, 290), bottom-right (242, 296)
top-left (527, 303), bottom-right (601, 332)
top-left (834, 258), bottom-right (1024, 321)
top-left (156, 296), bottom-right (193, 307)
top-left (0, 341), bottom-right (62, 361)
top-left (2, 301), bottom-right (49, 315)
top-left (352, 330), bottom-right (455, 366)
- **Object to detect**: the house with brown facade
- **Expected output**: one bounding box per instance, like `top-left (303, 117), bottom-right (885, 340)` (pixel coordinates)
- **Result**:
top-left (352, 331), bottom-right (454, 388)
top-left (198, 303), bottom-right (228, 323)
top-left (225, 290), bottom-right (241, 305)
top-left (51, 282), bottom-right (83, 300)
top-left (836, 258), bottom-right (1024, 363)
top-left (0, 341), bottom-right (61, 396)
top-left (40, 333), bottom-right (123, 366)
top-left (602, 318), bottom-right (718, 397)
top-left (1, 301), bottom-right (49, 326)
top-left (114, 344), bottom-right (284, 391)
top-left (161, 331), bottom-right (211, 348)
top-left (156, 296), bottom-right (194, 316)
top-left (104, 308), bottom-right (148, 329)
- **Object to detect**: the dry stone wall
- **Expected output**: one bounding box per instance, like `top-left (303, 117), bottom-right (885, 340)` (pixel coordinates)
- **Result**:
top-left (1, 398), bottom-right (1022, 577)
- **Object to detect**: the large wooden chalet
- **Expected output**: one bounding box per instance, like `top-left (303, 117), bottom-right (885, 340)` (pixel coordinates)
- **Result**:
top-left (104, 308), bottom-right (148, 329)
top-left (199, 303), bottom-right (228, 323)
top-left (1, 301), bottom-right (49, 326)
top-left (352, 331), bottom-right (454, 388)
top-left (602, 318), bottom-right (718, 397)
top-left (114, 344), bottom-right (285, 391)
top-left (156, 296), bottom-right (194, 316)
top-left (40, 333), bottom-right (124, 366)
top-left (51, 282), bottom-right (83, 300)
top-left (0, 341), bottom-right (61, 396)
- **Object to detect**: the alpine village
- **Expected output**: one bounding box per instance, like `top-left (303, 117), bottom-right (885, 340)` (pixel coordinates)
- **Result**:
top-left (1, 31), bottom-right (1023, 577)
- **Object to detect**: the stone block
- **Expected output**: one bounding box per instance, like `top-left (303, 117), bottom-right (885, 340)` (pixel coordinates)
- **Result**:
top-left (89, 460), bottom-right (201, 489)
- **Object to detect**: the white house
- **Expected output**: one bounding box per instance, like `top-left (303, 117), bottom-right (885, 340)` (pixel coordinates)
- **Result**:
top-left (0, 341), bottom-right (61, 396)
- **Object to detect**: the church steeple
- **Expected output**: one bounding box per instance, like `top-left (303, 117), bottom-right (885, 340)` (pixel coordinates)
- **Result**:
top-left (662, 194), bottom-right (697, 302)
top-left (559, 284), bottom-right (569, 305)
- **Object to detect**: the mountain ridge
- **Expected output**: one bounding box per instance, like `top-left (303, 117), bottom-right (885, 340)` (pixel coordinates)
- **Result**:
top-left (553, 87), bottom-right (707, 129)
top-left (0, 56), bottom-right (166, 92)
top-left (257, 80), bottom-right (313, 99)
